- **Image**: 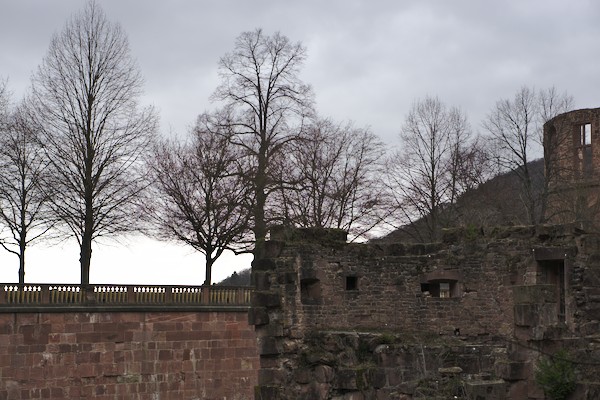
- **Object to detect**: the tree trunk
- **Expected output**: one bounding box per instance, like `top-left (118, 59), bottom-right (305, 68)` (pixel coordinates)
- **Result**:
top-left (19, 212), bottom-right (26, 285)
top-left (18, 246), bottom-right (25, 285)
top-left (204, 256), bottom-right (213, 286)
top-left (80, 235), bottom-right (92, 286)
top-left (254, 191), bottom-right (267, 261)
top-left (80, 195), bottom-right (94, 286)
top-left (253, 145), bottom-right (268, 261)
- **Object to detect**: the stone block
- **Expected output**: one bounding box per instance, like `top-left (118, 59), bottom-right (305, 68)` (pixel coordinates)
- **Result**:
top-left (369, 368), bottom-right (387, 389)
top-left (343, 392), bottom-right (365, 400)
top-left (258, 368), bottom-right (286, 385)
top-left (252, 258), bottom-right (276, 271)
top-left (265, 240), bottom-right (285, 258)
top-left (315, 365), bottom-right (335, 383)
top-left (374, 347), bottom-right (396, 368)
top-left (513, 285), bottom-right (557, 304)
top-left (514, 304), bottom-right (535, 327)
top-left (336, 369), bottom-right (358, 390)
top-left (255, 385), bottom-right (281, 399)
top-left (580, 321), bottom-right (600, 336)
top-left (464, 380), bottom-right (506, 400)
top-left (514, 303), bottom-right (558, 328)
top-left (257, 337), bottom-right (280, 356)
top-left (300, 382), bottom-right (330, 400)
top-left (284, 272), bottom-right (297, 284)
top-left (438, 366), bottom-right (463, 375)
top-left (252, 271), bottom-right (271, 291)
top-left (494, 361), bottom-right (529, 381)
top-left (583, 382), bottom-right (600, 399)
top-left (248, 307), bottom-right (269, 326)
top-left (252, 291), bottom-right (281, 308)
top-left (294, 368), bottom-right (312, 384)
top-left (298, 227), bottom-right (348, 244)
top-left (507, 380), bottom-right (528, 400)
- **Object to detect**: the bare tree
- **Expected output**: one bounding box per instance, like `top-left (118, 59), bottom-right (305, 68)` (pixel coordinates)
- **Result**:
top-left (212, 29), bottom-right (314, 259)
top-left (26, 1), bottom-right (157, 285)
top-left (0, 98), bottom-right (54, 284)
top-left (483, 86), bottom-right (573, 225)
top-left (483, 87), bottom-right (539, 224)
top-left (147, 113), bottom-right (252, 285)
top-left (387, 96), bottom-right (477, 242)
top-left (282, 118), bottom-right (387, 240)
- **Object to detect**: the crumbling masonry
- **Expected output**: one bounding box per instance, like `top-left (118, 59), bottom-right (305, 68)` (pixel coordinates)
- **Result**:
top-left (250, 225), bottom-right (600, 399)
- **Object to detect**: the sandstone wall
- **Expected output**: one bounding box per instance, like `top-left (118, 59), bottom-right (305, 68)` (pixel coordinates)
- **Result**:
top-left (0, 311), bottom-right (258, 400)
top-left (251, 226), bottom-right (600, 399)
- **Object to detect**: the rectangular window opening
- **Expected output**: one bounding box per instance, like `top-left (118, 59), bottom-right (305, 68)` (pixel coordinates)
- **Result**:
top-left (421, 280), bottom-right (457, 298)
top-left (581, 123), bottom-right (592, 145)
top-left (345, 276), bottom-right (358, 291)
top-left (576, 123), bottom-right (593, 177)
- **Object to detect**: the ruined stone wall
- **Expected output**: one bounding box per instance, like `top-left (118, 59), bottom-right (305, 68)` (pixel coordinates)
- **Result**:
top-left (254, 227), bottom-right (540, 339)
top-left (251, 226), bottom-right (600, 399)
top-left (0, 311), bottom-right (258, 400)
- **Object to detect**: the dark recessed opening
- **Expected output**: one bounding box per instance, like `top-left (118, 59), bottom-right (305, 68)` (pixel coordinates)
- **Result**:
top-left (421, 280), bottom-right (457, 298)
top-left (346, 276), bottom-right (358, 291)
top-left (301, 278), bottom-right (321, 305)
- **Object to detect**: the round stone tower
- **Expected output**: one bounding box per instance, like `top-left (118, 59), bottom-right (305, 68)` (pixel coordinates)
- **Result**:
top-left (544, 108), bottom-right (600, 229)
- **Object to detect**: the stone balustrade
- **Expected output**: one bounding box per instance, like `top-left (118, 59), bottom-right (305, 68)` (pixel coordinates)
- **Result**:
top-left (0, 283), bottom-right (252, 311)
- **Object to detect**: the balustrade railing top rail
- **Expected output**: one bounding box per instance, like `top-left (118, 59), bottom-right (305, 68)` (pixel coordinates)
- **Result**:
top-left (0, 284), bottom-right (252, 310)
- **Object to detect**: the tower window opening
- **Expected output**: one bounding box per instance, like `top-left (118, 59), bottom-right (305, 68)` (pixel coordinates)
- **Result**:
top-left (575, 123), bottom-right (593, 177)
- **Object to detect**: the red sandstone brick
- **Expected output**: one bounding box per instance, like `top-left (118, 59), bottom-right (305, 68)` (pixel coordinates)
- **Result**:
top-left (17, 313), bottom-right (39, 325)
top-left (141, 361), bottom-right (155, 375)
top-left (0, 322), bottom-right (13, 334)
top-left (158, 349), bottom-right (173, 361)
top-left (77, 364), bottom-right (97, 378)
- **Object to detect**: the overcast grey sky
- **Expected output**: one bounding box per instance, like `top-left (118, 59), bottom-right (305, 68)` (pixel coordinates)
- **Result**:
top-left (0, 0), bottom-right (599, 284)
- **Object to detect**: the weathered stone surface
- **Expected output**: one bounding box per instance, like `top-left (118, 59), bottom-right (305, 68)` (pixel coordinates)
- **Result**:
top-left (253, 271), bottom-right (271, 290)
top-left (258, 336), bottom-right (281, 355)
top-left (495, 361), bottom-right (529, 381)
top-left (315, 365), bottom-right (335, 383)
top-left (248, 306), bottom-right (269, 326)
top-left (342, 392), bottom-right (365, 400)
top-left (252, 290), bottom-right (281, 308)
top-left (464, 380), bottom-right (506, 400)
top-left (294, 368), bottom-right (312, 384)
top-left (255, 385), bottom-right (281, 399)
top-left (336, 368), bottom-right (359, 390)
top-left (438, 366), bottom-right (463, 375)
top-left (513, 284), bottom-right (557, 304)
top-left (369, 368), bottom-right (388, 388)
top-left (253, 257), bottom-right (276, 271)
